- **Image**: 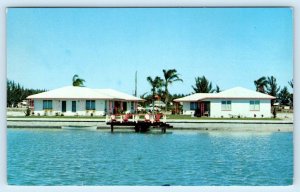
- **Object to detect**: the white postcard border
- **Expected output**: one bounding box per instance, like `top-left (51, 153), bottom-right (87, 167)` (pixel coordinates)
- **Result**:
top-left (0, 1), bottom-right (298, 192)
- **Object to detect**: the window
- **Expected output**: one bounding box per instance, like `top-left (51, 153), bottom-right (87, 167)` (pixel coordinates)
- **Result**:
top-left (72, 101), bottom-right (76, 112)
top-left (131, 101), bottom-right (134, 110)
top-left (190, 102), bottom-right (198, 110)
top-left (250, 100), bottom-right (260, 111)
top-left (86, 100), bottom-right (95, 110)
top-left (104, 100), bottom-right (107, 112)
top-left (43, 100), bottom-right (53, 110)
top-left (221, 100), bottom-right (231, 111)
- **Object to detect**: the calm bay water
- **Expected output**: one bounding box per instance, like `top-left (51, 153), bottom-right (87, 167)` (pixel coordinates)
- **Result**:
top-left (7, 128), bottom-right (293, 186)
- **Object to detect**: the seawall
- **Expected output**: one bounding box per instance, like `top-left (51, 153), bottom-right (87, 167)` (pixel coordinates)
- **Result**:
top-left (7, 118), bottom-right (293, 132)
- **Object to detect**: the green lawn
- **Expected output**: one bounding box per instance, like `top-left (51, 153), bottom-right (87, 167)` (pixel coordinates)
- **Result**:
top-left (166, 114), bottom-right (281, 120)
top-left (7, 115), bottom-right (106, 119)
top-left (7, 114), bottom-right (281, 121)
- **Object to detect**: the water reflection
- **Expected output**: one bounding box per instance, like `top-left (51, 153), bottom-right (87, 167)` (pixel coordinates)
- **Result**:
top-left (7, 128), bottom-right (293, 186)
top-left (208, 131), bottom-right (273, 138)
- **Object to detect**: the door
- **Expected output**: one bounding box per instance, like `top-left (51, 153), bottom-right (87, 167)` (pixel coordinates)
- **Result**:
top-left (201, 101), bottom-right (210, 117)
top-left (114, 101), bottom-right (121, 114)
top-left (62, 101), bottom-right (66, 112)
top-left (72, 101), bottom-right (76, 112)
top-left (198, 101), bottom-right (210, 117)
top-left (204, 101), bottom-right (210, 117)
top-left (122, 102), bottom-right (127, 111)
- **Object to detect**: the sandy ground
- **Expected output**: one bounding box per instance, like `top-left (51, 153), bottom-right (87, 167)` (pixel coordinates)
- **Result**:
top-left (276, 112), bottom-right (293, 121)
top-left (6, 108), bottom-right (293, 132)
top-left (7, 115), bottom-right (293, 132)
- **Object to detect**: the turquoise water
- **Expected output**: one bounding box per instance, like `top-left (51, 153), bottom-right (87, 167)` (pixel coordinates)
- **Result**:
top-left (7, 128), bottom-right (293, 186)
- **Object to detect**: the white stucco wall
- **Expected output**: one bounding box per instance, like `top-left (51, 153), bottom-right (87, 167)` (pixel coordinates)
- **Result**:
top-left (33, 99), bottom-right (107, 116)
top-left (33, 99), bottom-right (138, 116)
top-left (182, 99), bottom-right (272, 118)
top-left (95, 100), bottom-right (105, 116)
top-left (33, 100), bottom-right (43, 115)
top-left (182, 102), bottom-right (195, 115)
top-left (210, 99), bottom-right (272, 118)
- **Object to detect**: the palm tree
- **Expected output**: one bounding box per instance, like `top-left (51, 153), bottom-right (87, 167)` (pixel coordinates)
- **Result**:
top-left (215, 85), bottom-right (221, 93)
top-left (254, 76), bottom-right (267, 93)
top-left (278, 86), bottom-right (291, 106)
top-left (288, 79), bottom-right (293, 89)
top-left (147, 76), bottom-right (164, 112)
top-left (156, 88), bottom-right (165, 102)
top-left (192, 76), bottom-right (214, 93)
top-left (72, 74), bottom-right (85, 87)
top-left (162, 69), bottom-right (183, 111)
top-left (140, 92), bottom-right (151, 108)
top-left (266, 76), bottom-right (280, 105)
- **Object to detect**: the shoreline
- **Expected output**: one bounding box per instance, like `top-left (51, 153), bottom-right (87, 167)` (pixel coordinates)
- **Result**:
top-left (7, 117), bottom-right (293, 132)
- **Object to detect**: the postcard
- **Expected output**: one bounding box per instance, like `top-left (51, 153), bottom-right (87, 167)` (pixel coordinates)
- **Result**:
top-left (7, 7), bottom-right (293, 186)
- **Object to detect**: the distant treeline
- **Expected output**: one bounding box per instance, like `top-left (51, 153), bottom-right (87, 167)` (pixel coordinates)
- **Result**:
top-left (7, 80), bottom-right (46, 107)
top-left (143, 69), bottom-right (294, 109)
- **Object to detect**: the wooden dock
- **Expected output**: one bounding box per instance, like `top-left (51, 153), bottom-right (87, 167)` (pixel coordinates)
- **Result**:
top-left (106, 114), bottom-right (173, 133)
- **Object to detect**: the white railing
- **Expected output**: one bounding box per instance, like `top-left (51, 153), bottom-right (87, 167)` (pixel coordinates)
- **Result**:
top-left (105, 114), bottom-right (167, 123)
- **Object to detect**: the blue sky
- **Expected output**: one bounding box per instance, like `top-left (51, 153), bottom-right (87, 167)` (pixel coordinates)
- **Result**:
top-left (7, 8), bottom-right (293, 96)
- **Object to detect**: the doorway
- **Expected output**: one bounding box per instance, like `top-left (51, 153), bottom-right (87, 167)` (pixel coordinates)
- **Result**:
top-left (195, 101), bottom-right (210, 117)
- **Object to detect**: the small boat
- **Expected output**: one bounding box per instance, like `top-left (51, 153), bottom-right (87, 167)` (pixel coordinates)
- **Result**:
top-left (61, 126), bottom-right (97, 130)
